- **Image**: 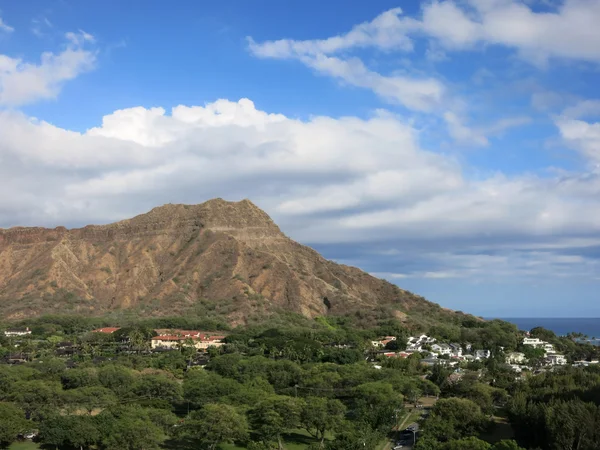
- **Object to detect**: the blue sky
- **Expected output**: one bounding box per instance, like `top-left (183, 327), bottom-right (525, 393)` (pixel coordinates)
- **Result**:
top-left (1, 0), bottom-right (600, 317)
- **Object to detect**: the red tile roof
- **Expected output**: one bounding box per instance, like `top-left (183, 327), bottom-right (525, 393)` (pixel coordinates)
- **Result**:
top-left (92, 327), bottom-right (120, 334)
top-left (151, 335), bottom-right (184, 341)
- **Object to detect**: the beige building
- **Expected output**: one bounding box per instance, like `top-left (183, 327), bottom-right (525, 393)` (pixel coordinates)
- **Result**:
top-left (150, 333), bottom-right (225, 350)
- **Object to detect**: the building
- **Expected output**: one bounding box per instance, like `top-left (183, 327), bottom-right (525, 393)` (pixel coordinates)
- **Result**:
top-left (431, 343), bottom-right (452, 355)
top-left (92, 327), bottom-right (120, 334)
top-left (574, 360), bottom-right (599, 367)
top-left (150, 332), bottom-right (225, 350)
top-left (546, 353), bottom-right (567, 365)
top-left (4, 327), bottom-right (32, 337)
top-left (542, 343), bottom-right (555, 353)
top-left (523, 337), bottom-right (545, 347)
top-left (475, 349), bottom-right (491, 360)
top-left (449, 344), bottom-right (463, 357)
top-left (506, 352), bottom-right (527, 364)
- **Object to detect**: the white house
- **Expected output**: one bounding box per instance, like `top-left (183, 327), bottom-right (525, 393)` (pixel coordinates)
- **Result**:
top-left (431, 343), bottom-right (452, 355)
top-left (509, 364), bottom-right (523, 373)
top-left (506, 352), bottom-right (527, 364)
top-left (546, 353), bottom-right (567, 365)
top-left (523, 338), bottom-right (555, 354)
top-left (542, 343), bottom-right (555, 353)
top-left (475, 349), bottom-right (491, 360)
top-left (574, 360), bottom-right (599, 367)
top-left (523, 337), bottom-right (545, 347)
top-left (4, 327), bottom-right (32, 337)
top-left (449, 344), bottom-right (462, 357)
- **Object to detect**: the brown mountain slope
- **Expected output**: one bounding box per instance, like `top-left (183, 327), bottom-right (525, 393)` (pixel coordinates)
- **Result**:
top-left (0, 199), bottom-right (448, 324)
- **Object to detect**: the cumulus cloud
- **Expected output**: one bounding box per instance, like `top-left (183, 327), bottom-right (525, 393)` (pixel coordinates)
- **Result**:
top-left (0, 31), bottom-right (96, 107)
top-left (2, 97), bottom-right (600, 281)
top-left (554, 99), bottom-right (600, 164)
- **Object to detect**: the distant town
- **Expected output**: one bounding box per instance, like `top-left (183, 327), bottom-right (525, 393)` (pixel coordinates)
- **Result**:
top-left (370, 332), bottom-right (598, 373)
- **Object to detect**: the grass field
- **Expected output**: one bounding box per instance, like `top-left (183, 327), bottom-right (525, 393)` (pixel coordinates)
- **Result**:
top-left (8, 442), bottom-right (40, 450)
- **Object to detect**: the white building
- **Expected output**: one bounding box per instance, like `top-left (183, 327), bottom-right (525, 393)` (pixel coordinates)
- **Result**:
top-left (574, 360), bottom-right (599, 367)
top-left (523, 338), bottom-right (555, 354)
top-left (546, 353), bottom-right (567, 365)
top-left (151, 333), bottom-right (225, 350)
top-left (431, 343), bottom-right (452, 355)
top-left (475, 349), bottom-right (491, 360)
top-left (523, 337), bottom-right (545, 347)
top-left (543, 343), bottom-right (555, 353)
top-left (506, 352), bottom-right (527, 364)
top-left (449, 344), bottom-right (462, 357)
top-left (4, 327), bottom-right (32, 337)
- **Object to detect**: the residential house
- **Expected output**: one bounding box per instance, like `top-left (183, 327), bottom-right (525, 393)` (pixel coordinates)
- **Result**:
top-left (574, 360), bottom-right (599, 367)
top-left (92, 327), bottom-right (120, 334)
top-left (4, 327), bottom-right (32, 337)
top-left (546, 353), bottom-right (567, 365)
top-left (475, 349), bottom-right (491, 360)
top-left (522, 337), bottom-right (545, 347)
top-left (542, 343), bottom-right (555, 353)
top-left (506, 352), bottom-right (527, 364)
top-left (449, 344), bottom-right (462, 357)
top-left (431, 343), bottom-right (452, 355)
top-left (5, 353), bottom-right (27, 364)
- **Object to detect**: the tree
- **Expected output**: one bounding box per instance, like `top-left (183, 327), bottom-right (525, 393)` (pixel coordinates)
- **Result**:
top-left (249, 395), bottom-right (304, 450)
top-left (422, 398), bottom-right (488, 442)
top-left (326, 422), bottom-right (385, 450)
top-left (69, 416), bottom-right (101, 450)
top-left (405, 387), bottom-right (422, 407)
top-left (38, 414), bottom-right (71, 450)
top-left (183, 403), bottom-right (248, 450)
top-left (97, 365), bottom-right (135, 397)
top-left (491, 441), bottom-right (526, 450)
top-left (0, 403), bottom-right (28, 448)
top-left (353, 381), bottom-right (403, 430)
top-left (384, 339), bottom-right (406, 352)
top-left (133, 373), bottom-right (182, 403)
top-left (300, 397), bottom-right (346, 446)
top-left (98, 406), bottom-right (167, 450)
top-left (61, 368), bottom-right (99, 389)
top-left (443, 437), bottom-right (491, 450)
top-left (63, 386), bottom-right (117, 414)
top-left (184, 370), bottom-right (242, 407)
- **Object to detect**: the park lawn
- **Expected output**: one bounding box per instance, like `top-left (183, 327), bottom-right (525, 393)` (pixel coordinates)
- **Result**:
top-left (8, 442), bottom-right (41, 450)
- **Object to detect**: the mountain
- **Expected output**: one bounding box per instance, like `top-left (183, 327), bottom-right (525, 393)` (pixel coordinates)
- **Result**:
top-left (0, 199), bottom-right (456, 325)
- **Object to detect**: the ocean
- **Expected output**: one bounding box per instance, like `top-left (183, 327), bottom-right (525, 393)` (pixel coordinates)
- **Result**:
top-left (493, 318), bottom-right (600, 339)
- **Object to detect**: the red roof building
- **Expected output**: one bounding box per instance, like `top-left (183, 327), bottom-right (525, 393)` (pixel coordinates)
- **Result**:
top-left (92, 327), bottom-right (120, 334)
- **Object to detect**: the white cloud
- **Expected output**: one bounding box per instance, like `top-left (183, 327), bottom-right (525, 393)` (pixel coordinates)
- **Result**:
top-left (419, 0), bottom-right (600, 64)
top-left (0, 31), bottom-right (96, 107)
top-left (247, 8), bottom-right (445, 112)
top-left (444, 112), bottom-right (531, 147)
top-left (247, 7), bottom-right (416, 58)
top-left (251, 2), bottom-right (600, 76)
top-left (2, 97), bottom-right (600, 282)
top-left (556, 117), bottom-right (600, 163)
top-left (0, 14), bottom-right (13, 33)
top-left (31, 17), bottom-right (53, 37)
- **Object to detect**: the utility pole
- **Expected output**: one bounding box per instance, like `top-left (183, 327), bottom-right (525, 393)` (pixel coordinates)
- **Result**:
top-left (294, 384), bottom-right (298, 398)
